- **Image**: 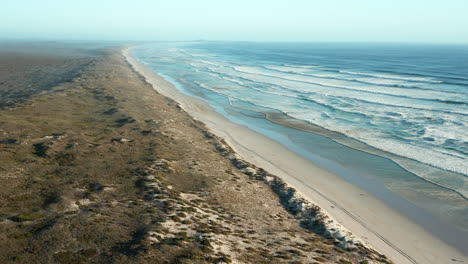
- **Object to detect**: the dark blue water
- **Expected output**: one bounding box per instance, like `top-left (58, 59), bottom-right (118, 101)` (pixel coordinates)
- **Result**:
top-left (133, 42), bottom-right (468, 238)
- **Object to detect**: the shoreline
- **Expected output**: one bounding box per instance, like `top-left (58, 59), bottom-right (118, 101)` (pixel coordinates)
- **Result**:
top-left (123, 47), bottom-right (467, 264)
top-left (2, 44), bottom-right (383, 263)
top-left (266, 112), bottom-right (467, 202)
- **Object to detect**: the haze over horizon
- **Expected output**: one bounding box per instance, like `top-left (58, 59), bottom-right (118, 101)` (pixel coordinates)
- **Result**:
top-left (1, 0), bottom-right (468, 44)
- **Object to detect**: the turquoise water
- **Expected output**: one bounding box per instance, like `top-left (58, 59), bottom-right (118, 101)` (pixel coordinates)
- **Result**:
top-left (133, 42), bottom-right (468, 249)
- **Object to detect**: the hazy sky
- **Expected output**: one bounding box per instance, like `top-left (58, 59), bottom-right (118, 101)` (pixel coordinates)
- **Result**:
top-left (1, 0), bottom-right (467, 43)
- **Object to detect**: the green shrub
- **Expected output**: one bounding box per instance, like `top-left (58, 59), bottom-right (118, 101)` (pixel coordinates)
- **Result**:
top-left (11, 213), bottom-right (42, 222)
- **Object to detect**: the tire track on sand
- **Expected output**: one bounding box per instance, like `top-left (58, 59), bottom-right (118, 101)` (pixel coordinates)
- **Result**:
top-left (228, 133), bottom-right (418, 264)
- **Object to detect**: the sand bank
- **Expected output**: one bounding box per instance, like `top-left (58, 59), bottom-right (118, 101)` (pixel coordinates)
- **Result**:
top-left (124, 47), bottom-right (467, 264)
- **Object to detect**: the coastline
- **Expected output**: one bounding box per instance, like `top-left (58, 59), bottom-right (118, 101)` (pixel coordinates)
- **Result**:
top-left (124, 46), bottom-right (468, 264)
top-left (1, 44), bottom-right (385, 263)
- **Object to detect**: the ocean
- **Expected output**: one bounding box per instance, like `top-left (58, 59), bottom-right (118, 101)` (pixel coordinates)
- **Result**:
top-left (132, 42), bottom-right (468, 244)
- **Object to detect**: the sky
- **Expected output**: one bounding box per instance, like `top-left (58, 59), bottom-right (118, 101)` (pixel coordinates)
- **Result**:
top-left (1, 0), bottom-right (468, 43)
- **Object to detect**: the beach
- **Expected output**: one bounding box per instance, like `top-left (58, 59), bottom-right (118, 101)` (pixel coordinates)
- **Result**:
top-left (0, 43), bottom-right (390, 263)
top-left (2, 0), bottom-right (467, 263)
top-left (124, 46), bottom-right (468, 264)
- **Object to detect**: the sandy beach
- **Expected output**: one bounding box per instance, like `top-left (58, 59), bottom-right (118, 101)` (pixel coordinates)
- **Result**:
top-left (1, 43), bottom-right (391, 263)
top-left (124, 47), bottom-right (468, 264)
